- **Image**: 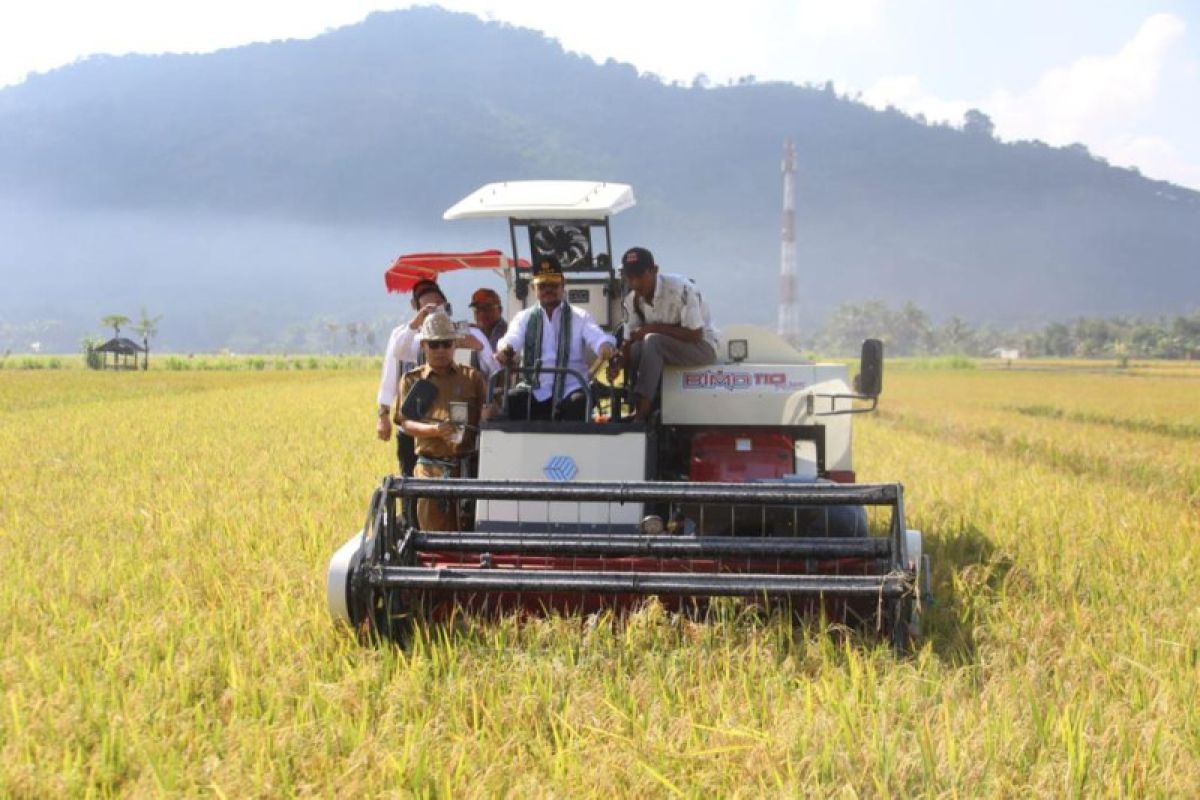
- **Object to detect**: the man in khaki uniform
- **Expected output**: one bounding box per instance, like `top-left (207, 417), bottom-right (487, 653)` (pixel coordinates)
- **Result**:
top-left (394, 312), bottom-right (489, 531)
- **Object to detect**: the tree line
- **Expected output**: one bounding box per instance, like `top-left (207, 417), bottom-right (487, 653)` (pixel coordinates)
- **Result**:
top-left (814, 300), bottom-right (1200, 360)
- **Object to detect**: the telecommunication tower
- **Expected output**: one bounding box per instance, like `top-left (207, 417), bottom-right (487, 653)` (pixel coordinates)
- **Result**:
top-left (777, 139), bottom-right (800, 344)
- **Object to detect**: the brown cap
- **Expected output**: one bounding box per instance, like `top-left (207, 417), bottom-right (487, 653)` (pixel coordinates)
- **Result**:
top-left (469, 288), bottom-right (501, 308)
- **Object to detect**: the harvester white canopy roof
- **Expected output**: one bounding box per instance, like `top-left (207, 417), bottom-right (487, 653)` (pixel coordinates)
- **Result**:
top-left (443, 181), bottom-right (636, 221)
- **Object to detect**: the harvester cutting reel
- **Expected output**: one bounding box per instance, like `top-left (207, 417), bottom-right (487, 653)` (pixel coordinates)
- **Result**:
top-left (328, 478), bottom-right (932, 650)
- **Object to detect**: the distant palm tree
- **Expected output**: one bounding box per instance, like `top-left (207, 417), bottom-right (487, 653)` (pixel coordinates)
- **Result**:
top-left (101, 314), bottom-right (131, 339)
top-left (132, 307), bottom-right (163, 370)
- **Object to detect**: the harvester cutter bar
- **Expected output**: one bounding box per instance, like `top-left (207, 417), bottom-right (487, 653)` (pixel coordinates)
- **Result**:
top-left (372, 565), bottom-right (909, 597)
top-left (410, 533), bottom-right (889, 559)
top-left (384, 477), bottom-right (902, 506)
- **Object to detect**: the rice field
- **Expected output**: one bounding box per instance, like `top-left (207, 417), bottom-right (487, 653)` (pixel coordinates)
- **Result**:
top-left (2, 361), bottom-right (1199, 796)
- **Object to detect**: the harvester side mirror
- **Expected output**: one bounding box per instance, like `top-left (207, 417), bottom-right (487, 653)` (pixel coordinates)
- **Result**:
top-left (858, 339), bottom-right (884, 397)
top-left (401, 379), bottom-right (439, 420)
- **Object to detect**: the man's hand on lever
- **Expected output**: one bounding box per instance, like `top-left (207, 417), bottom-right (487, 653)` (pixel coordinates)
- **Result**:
top-left (606, 342), bottom-right (630, 382)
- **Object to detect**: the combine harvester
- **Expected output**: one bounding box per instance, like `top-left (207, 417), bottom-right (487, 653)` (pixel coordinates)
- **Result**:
top-left (328, 181), bottom-right (931, 648)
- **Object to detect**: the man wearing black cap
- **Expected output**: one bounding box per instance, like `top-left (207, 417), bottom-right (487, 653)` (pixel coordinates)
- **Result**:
top-left (496, 255), bottom-right (615, 421)
top-left (377, 279), bottom-right (450, 446)
top-left (610, 246), bottom-right (718, 421)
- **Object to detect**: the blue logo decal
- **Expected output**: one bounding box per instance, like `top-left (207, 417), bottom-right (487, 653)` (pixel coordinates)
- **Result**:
top-left (543, 455), bottom-right (578, 482)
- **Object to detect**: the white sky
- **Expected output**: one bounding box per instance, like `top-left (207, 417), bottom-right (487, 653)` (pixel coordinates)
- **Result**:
top-left (3, 1), bottom-right (1197, 189)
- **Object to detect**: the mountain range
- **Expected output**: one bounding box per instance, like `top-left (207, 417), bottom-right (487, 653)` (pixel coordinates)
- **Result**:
top-left (2, 6), bottom-right (1198, 352)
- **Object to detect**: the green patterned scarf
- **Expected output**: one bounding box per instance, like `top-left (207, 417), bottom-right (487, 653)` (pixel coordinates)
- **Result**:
top-left (522, 302), bottom-right (573, 403)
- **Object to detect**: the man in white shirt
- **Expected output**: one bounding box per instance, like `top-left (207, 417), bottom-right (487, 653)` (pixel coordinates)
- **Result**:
top-left (496, 255), bottom-right (616, 421)
top-left (609, 246), bottom-right (718, 421)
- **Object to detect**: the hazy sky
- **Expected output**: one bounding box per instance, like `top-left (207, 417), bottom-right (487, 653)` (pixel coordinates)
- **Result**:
top-left (3, 1), bottom-right (1197, 189)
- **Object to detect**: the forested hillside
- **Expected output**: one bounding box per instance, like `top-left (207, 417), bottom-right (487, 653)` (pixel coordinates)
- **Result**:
top-left (1, 7), bottom-right (1197, 351)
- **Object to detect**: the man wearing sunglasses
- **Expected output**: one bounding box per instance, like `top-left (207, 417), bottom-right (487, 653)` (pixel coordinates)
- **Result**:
top-left (495, 255), bottom-right (615, 421)
top-left (394, 311), bottom-right (490, 531)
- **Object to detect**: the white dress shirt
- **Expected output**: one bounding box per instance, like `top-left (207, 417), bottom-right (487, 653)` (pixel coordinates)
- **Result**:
top-left (497, 302), bottom-right (616, 401)
top-left (376, 323), bottom-right (499, 407)
top-left (622, 272), bottom-right (720, 351)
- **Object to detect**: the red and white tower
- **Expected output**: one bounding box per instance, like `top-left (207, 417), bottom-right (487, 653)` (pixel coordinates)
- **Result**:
top-left (777, 139), bottom-right (800, 344)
